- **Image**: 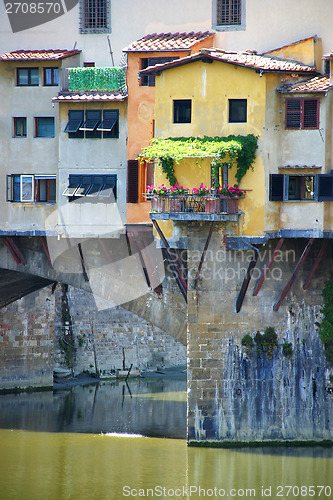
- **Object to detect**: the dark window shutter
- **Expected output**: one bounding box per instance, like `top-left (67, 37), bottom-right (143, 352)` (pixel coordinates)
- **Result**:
top-left (269, 174), bottom-right (284, 201)
top-left (303, 99), bottom-right (319, 128)
top-left (127, 160), bottom-right (139, 203)
top-left (286, 99), bottom-right (301, 128)
top-left (318, 174), bottom-right (333, 201)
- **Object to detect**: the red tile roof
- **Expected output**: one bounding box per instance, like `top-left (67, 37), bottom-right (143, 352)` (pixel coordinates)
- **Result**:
top-left (278, 165), bottom-right (323, 169)
top-left (140, 48), bottom-right (319, 75)
top-left (52, 92), bottom-right (127, 103)
top-left (123, 31), bottom-right (214, 52)
top-left (278, 76), bottom-right (332, 93)
top-left (0, 49), bottom-right (81, 61)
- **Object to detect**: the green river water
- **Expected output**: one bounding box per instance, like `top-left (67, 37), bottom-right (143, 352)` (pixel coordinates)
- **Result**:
top-left (0, 378), bottom-right (332, 500)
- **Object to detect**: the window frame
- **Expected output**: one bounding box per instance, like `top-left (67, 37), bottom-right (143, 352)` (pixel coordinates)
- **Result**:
top-left (34, 117), bottom-right (55, 138)
top-left (63, 174), bottom-right (117, 201)
top-left (269, 173), bottom-right (333, 202)
top-left (79, 0), bottom-right (111, 34)
top-left (35, 176), bottom-right (56, 203)
top-left (13, 117), bottom-right (27, 137)
top-left (7, 174), bottom-right (56, 203)
top-left (65, 109), bottom-right (119, 139)
top-left (173, 99), bottom-right (192, 124)
top-left (285, 98), bottom-right (320, 130)
top-left (213, 0), bottom-right (246, 31)
top-left (43, 67), bottom-right (59, 86)
top-left (229, 98), bottom-right (247, 123)
top-left (16, 67), bottom-right (39, 86)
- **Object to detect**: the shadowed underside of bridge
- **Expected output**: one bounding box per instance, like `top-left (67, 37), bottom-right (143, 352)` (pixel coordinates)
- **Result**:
top-left (0, 233), bottom-right (187, 345)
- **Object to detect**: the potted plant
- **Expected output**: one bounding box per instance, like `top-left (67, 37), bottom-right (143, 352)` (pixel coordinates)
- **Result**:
top-left (169, 184), bottom-right (189, 212)
top-left (218, 184), bottom-right (245, 213)
top-left (146, 184), bottom-right (170, 212)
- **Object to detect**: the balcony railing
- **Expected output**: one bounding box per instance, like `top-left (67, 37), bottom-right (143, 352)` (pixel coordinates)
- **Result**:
top-left (149, 194), bottom-right (242, 221)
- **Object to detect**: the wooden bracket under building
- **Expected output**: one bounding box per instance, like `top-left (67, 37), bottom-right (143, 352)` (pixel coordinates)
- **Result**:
top-left (236, 245), bottom-right (261, 313)
top-left (192, 221), bottom-right (215, 290)
top-left (4, 236), bottom-right (27, 266)
top-left (303, 239), bottom-right (328, 290)
top-left (253, 238), bottom-right (284, 296)
top-left (273, 238), bottom-right (314, 311)
top-left (152, 220), bottom-right (187, 302)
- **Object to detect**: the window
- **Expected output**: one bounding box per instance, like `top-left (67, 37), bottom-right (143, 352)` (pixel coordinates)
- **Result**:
top-left (173, 100), bottom-right (191, 123)
top-left (13, 117), bottom-right (27, 137)
top-left (64, 110), bottom-right (84, 139)
top-left (35, 176), bottom-right (56, 202)
top-left (141, 57), bottom-right (178, 86)
top-left (35, 117), bottom-right (55, 137)
top-left (97, 109), bottom-right (119, 138)
top-left (229, 99), bottom-right (247, 123)
top-left (214, 0), bottom-right (245, 30)
top-left (80, 109), bottom-right (102, 138)
top-left (7, 175), bottom-right (56, 203)
top-left (7, 175), bottom-right (34, 202)
top-left (65, 109), bottom-right (119, 138)
top-left (44, 68), bottom-right (59, 86)
top-left (80, 0), bottom-right (111, 33)
top-left (285, 98), bottom-right (319, 129)
top-left (63, 174), bottom-right (117, 201)
top-left (17, 68), bottom-right (39, 86)
top-left (269, 174), bottom-right (333, 201)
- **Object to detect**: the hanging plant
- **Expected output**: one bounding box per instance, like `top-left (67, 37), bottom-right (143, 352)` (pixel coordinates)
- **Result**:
top-left (140, 135), bottom-right (258, 186)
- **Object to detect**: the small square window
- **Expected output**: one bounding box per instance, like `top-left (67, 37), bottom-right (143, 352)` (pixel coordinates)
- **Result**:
top-left (80, 110), bottom-right (101, 138)
top-left (17, 68), bottom-right (39, 86)
top-left (13, 117), bottom-right (27, 137)
top-left (173, 100), bottom-right (191, 123)
top-left (229, 99), bottom-right (247, 123)
top-left (44, 68), bottom-right (59, 86)
top-left (288, 175), bottom-right (315, 201)
top-left (97, 110), bottom-right (119, 138)
top-left (35, 117), bottom-right (55, 137)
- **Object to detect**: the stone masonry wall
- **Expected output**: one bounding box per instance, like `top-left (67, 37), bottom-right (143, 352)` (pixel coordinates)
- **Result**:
top-left (0, 286), bottom-right (54, 390)
top-left (54, 284), bottom-right (186, 375)
top-left (187, 225), bottom-right (333, 443)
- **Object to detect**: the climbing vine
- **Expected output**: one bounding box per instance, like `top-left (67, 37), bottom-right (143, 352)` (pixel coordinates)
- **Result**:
top-left (140, 135), bottom-right (258, 186)
top-left (319, 281), bottom-right (333, 362)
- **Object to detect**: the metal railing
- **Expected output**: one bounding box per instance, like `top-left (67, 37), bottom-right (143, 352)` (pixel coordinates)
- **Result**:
top-left (149, 194), bottom-right (240, 214)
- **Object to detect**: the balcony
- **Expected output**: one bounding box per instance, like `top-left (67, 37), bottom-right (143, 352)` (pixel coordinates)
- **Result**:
top-left (149, 194), bottom-right (241, 221)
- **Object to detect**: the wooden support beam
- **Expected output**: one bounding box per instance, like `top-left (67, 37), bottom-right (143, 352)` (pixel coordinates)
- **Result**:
top-left (253, 238), bottom-right (284, 296)
top-left (273, 238), bottom-right (314, 312)
top-left (193, 221), bottom-right (215, 290)
top-left (236, 246), bottom-right (261, 313)
top-left (303, 239), bottom-right (328, 290)
top-left (77, 243), bottom-right (89, 282)
top-left (4, 236), bottom-right (27, 265)
top-left (39, 236), bottom-right (53, 267)
top-left (152, 220), bottom-right (187, 302)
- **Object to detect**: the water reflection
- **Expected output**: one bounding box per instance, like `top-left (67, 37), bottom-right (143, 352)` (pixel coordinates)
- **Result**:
top-left (0, 430), bottom-right (332, 500)
top-left (0, 378), bottom-right (187, 438)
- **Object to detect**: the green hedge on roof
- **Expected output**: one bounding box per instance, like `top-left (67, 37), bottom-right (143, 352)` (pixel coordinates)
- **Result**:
top-left (68, 67), bottom-right (126, 92)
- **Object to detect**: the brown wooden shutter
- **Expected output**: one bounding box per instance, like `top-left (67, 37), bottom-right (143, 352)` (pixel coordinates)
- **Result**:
top-left (127, 160), bottom-right (139, 203)
top-left (303, 99), bottom-right (319, 128)
top-left (286, 99), bottom-right (301, 128)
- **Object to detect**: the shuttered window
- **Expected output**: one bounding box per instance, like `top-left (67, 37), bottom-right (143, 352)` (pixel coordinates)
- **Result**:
top-left (127, 160), bottom-right (139, 203)
top-left (318, 174), bottom-right (333, 201)
top-left (269, 174), bottom-right (284, 201)
top-left (285, 98), bottom-right (319, 129)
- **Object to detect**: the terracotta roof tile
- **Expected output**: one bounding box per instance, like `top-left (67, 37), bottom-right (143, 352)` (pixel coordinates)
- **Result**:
top-left (0, 49), bottom-right (81, 61)
top-left (52, 91), bottom-right (127, 102)
top-left (140, 48), bottom-right (319, 75)
top-left (278, 165), bottom-right (323, 169)
top-left (123, 31), bottom-right (214, 52)
top-left (277, 76), bottom-right (332, 93)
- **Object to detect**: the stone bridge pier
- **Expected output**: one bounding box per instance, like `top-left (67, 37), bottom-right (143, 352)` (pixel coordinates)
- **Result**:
top-left (184, 222), bottom-right (333, 444)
